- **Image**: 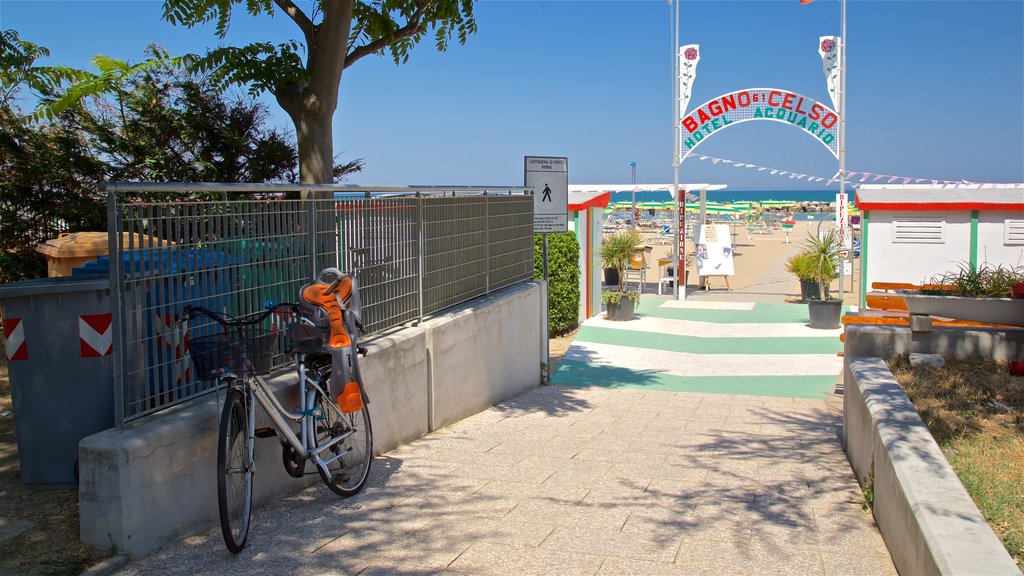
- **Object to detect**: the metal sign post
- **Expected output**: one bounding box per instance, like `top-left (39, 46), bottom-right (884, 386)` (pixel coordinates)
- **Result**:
top-left (526, 156), bottom-right (567, 384)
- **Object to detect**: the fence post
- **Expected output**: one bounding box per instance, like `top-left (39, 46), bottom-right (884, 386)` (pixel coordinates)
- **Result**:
top-left (484, 193), bottom-right (490, 294)
top-left (416, 193), bottom-right (424, 322)
top-left (106, 190), bottom-right (126, 431)
top-left (305, 192), bottom-right (317, 279)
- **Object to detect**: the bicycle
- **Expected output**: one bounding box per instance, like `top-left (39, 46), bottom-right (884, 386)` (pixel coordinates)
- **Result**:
top-left (182, 267), bottom-right (373, 553)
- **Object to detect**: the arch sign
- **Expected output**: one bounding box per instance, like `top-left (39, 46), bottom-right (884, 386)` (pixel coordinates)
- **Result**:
top-left (680, 88), bottom-right (839, 161)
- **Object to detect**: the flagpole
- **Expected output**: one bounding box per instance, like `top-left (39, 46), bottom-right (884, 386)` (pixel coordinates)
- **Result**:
top-left (672, 0), bottom-right (682, 300)
top-left (838, 0), bottom-right (846, 302)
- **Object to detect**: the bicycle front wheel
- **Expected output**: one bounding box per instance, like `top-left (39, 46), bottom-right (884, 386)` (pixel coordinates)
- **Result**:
top-left (315, 372), bottom-right (373, 497)
top-left (218, 387), bottom-right (254, 553)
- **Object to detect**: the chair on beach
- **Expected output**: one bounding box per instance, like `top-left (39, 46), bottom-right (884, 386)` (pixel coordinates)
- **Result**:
top-left (622, 248), bottom-right (649, 292)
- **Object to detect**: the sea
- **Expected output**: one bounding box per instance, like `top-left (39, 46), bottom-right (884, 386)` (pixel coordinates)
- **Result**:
top-left (608, 189), bottom-right (849, 204)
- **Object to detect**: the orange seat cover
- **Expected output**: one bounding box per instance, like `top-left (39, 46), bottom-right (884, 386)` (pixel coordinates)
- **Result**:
top-left (301, 278), bottom-right (353, 348)
top-left (338, 381), bottom-right (364, 413)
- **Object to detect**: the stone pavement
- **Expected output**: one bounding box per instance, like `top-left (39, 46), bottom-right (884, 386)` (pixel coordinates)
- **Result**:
top-left (115, 384), bottom-right (894, 575)
top-left (113, 245), bottom-right (896, 575)
top-left (114, 297), bottom-right (896, 575)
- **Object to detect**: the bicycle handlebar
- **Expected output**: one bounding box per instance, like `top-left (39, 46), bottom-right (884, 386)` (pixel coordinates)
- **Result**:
top-left (181, 302), bottom-right (301, 328)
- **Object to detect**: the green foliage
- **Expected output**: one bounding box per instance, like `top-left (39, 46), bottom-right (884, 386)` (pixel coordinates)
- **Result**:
top-left (534, 232), bottom-right (580, 336)
top-left (922, 262), bottom-right (1024, 298)
top-left (0, 35), bottom-right (343, 283)
top-left (67, 64), bottom-right (299, 184)
top-left (160, 0), bottom-right (477, 86)
top-left (785, 252), bottom-right (819, 283)
top-left (600, 229), bottom-right (643, 292)
top-left (0, 100), bottom-right (107, 283)
top-left (600, 289), bottom-right (639, 306)
top-left (798, 229), bottom-right (842, 300)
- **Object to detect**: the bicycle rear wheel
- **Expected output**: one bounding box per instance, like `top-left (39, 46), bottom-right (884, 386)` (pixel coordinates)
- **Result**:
top-left (314, 371), bottom-right (373, 497)
top-left (218, 387), bottom-right (254, 553)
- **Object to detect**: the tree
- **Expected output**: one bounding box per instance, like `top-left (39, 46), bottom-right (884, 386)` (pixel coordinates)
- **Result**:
top-left (0, 31), bottom-right (349, 281)
top-left (160, 0), bottom-right (477, 184)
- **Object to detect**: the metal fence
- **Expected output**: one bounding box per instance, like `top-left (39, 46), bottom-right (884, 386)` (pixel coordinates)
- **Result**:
top-left (104, 184), bottom-right (534, 427)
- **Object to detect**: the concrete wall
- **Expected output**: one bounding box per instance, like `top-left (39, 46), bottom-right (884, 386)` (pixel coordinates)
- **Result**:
top-left (842, 324), bottom-right (1024, 575)
top-left (843, 356), bottom-right (1021, 575)
top-left (79, 282), bottom-right (544, 558)
top-left (841, 324), bottom-right (1024, 362)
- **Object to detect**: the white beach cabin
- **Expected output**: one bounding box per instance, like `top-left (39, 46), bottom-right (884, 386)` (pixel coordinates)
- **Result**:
top-left (856, 184), bottom-right (1024, 307)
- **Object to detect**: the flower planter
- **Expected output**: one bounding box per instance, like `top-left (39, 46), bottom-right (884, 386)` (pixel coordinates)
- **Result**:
top-left (603, 268), bottom-right (619, 287)
top-left (898, 292), bottom-right (1024, 327)
top-left (799, 279), bottom-right (821, 302)
top-left (605, 299), bottom-right (635, 321)
top-left (807, 299), bottom-right (842, 329)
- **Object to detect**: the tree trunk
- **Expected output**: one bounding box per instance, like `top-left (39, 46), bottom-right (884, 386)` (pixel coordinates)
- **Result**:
top-left (294, 108), bottom-right (334, 185)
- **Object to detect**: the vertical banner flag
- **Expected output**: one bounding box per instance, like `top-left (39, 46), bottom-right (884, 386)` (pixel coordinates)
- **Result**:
top-left (818, 36), bottom-right (841, 112)
top-left (679, 44), bottom-right (700, 117)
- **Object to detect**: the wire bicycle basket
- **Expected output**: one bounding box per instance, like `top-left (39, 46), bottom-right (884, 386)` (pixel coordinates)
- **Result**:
top-left (188, 329), bottom-right (279, 379)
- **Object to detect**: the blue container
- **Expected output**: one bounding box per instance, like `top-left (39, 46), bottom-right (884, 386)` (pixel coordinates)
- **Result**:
top-left (74, 248), bottom-right (237, 404)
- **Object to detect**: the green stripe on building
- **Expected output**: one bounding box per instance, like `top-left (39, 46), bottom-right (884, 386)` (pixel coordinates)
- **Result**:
top-left (970, 210), bottom-right (979, 268)
top-left (552, 359), bottom-right (836, 398)
top-left (576, 325), bottom-right (842, 355)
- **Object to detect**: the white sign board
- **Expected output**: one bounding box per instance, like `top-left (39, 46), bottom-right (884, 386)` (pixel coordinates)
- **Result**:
top-left (695, 224), bottom-right (735, 277)
top-left (525, 156), bottom-right (568, 233)
top-left (836, 192), bottom-right (852, 250)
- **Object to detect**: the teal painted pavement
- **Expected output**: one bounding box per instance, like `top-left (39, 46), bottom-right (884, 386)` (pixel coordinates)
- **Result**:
top-left (575, 325), bottom-right (842, 355)
top-left (633, 301), bottom-right (825, 324)
top-left (554, 359), bottom-right (839, 398)
top-left (553, 300), bottom-right (844, 399)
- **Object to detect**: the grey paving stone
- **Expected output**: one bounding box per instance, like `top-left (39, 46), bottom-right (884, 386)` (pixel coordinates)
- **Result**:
top-left (317, 528), bottom-right (471, 571)
top-left (447, 541), bottom-right (604, 576)
top-left (449, 462), bottom-right (555, 484)
top-left (472, 479), bottom-right (589, 503)
top-left (540, 524), bottom-right (684, 563)
top-left (502, 500), bottom-right (631, 530)
top-left (596, 557), bottom-right (696, 576)
top-left (675, 537), bottom-right (824, 575)
top-left (819, 549), bottom-right (898, 576)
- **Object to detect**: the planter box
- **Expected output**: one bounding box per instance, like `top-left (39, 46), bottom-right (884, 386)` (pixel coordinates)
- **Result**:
top-left (898, 292), bottom-right (1024, 327)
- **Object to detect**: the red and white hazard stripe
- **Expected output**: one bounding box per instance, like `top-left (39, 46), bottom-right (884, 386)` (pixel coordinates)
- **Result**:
top-left (155, 313), bottom-right (191, 384)
top-left (3, 318), bottom-right (27, 361)
top-left (79, 313), bottom-right (113, 357)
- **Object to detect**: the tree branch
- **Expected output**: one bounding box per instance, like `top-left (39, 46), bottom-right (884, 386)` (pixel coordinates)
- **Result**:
top-left (272, 0), bottom-right (314, 45)
top-left (344, 3), bottom-right (427, 69)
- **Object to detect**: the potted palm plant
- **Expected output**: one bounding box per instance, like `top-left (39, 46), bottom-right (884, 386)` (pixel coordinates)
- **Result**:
top-left (785, 252), bottom-right (821, 302)
top-left (800, 229), bottom-right (843, 329)
top-left (600, 229), bottom-right (643, 321)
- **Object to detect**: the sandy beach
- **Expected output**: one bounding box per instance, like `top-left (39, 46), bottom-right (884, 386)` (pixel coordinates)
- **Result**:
top-left (609, 219), bottom-right (859, 304)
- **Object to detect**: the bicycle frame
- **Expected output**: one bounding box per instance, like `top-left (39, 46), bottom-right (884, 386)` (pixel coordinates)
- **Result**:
top-left (238, 355), bottom-right (357, 473)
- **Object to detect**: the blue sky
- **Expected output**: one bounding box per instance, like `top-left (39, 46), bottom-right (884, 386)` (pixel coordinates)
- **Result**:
top-left (2, 0), bottom-right (1022, 190)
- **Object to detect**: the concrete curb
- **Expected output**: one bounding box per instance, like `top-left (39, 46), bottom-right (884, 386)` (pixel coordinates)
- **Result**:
top-left (81, 554), bottom-right (130, 576)
top-left (844, 355), bottom-right (1021, 575)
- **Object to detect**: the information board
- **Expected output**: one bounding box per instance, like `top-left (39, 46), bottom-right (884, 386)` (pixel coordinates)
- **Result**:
top-left (525, 156), bottom-right (568, 233)
top-left (695, 224), bottom-right (735, 277)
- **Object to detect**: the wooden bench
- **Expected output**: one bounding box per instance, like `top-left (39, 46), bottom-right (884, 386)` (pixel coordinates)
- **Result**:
top-left (838, 282), bottom-right (1015, 355)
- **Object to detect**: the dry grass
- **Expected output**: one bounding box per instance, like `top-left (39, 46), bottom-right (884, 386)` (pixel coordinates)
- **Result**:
top-left (0, 352), bottom-right (106, 575)
top-left (889, 356), bottom-right (1024, 570)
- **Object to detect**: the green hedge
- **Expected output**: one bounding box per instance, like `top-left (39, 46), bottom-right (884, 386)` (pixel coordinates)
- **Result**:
top-left (534, 231), bottom-right (581, 336)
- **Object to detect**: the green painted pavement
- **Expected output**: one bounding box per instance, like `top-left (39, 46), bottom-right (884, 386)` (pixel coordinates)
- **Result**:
top-left (575, 325), bottom-right (843, 355)
top-left (633, 301), bottom-right (820, 324)
top-left (552, 359), bottom-right (836, 399)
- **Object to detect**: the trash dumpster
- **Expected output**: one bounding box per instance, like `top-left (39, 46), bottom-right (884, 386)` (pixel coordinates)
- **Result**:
top-left (0, 275), bottom-right (112, 487)
top-left (36, 232), bottom-right (172, 277)
top-left (73, 247), bottom-right (236, 404)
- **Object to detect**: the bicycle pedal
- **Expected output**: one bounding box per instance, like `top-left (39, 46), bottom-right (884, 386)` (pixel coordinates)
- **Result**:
top-left (254, 427), bottom-right (277, 438)
top-left (357, 346), bottom-right (368, 357)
